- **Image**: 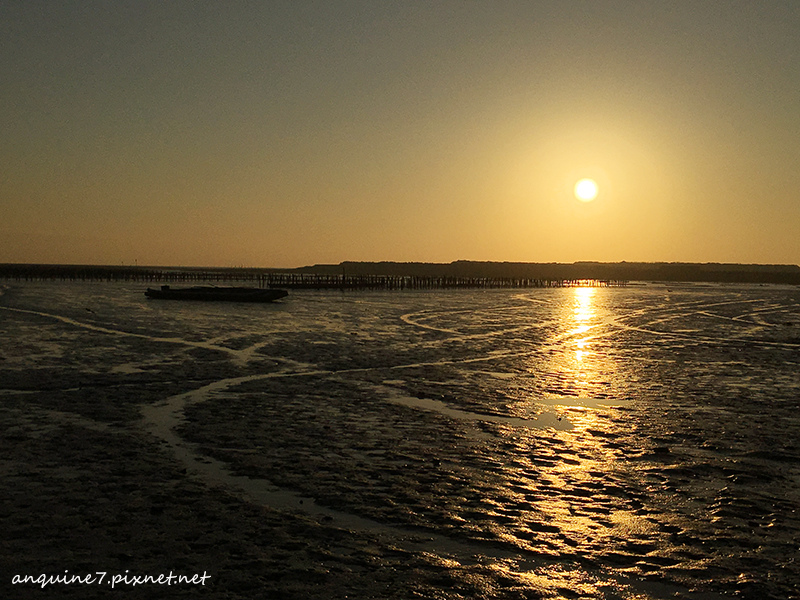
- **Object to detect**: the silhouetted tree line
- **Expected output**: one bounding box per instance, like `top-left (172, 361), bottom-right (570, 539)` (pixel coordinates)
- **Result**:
top-left (298, 260), bottom-right (800, 285)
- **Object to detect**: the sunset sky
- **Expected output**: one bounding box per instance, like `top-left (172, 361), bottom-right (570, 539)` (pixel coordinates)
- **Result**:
top-left (2, 1), bottom-right (799, 268)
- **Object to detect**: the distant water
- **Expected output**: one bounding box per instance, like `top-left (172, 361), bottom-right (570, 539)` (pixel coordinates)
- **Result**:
top-left (2, 281), bottom-right (799, 598)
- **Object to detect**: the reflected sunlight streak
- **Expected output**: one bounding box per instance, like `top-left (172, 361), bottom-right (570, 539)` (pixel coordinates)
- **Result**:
top-left (539, 286), bottom-right (623, 424)
top-left (507, 287), bottom-right (646, 594)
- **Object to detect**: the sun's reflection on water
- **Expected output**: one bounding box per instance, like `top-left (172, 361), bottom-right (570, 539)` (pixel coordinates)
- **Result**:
top-left (498, 287), bottom-right (651, 594)
top-left (546, 285), bottom-right (631, 429)
top-left (573, 285), bottom-right (596, 323)
top-left (570, 286), bottom-right (597, 372)
top-left (532, 286), bottom-right (622, 414)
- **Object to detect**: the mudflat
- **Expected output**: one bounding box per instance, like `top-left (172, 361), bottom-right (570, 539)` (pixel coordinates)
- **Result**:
top-left (2, 281), bottom-right (799, 599)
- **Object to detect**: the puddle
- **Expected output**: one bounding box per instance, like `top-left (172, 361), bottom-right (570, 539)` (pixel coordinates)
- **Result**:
top-left (382, 388), bottom-right (574, 431)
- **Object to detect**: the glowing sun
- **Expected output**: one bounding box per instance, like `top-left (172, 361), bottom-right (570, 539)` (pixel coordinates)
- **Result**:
top-left (574, 178), bottom-right (599, 202)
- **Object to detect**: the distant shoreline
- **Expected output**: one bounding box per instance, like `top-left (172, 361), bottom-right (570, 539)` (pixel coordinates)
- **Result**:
top-left (1, 261), bottom-right (799, 286)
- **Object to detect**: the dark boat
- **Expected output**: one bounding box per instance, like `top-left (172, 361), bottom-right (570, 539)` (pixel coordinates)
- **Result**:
top-left (145, 285), bottom-right (288, 302)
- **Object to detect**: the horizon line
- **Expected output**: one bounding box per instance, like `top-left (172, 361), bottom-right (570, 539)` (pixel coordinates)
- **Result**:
top-left (1, 259), bottom-right (799, 270)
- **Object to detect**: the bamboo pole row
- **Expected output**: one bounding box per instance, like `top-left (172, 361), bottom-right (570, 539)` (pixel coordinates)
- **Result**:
top-left (0, 264), bottom-right (627, 289)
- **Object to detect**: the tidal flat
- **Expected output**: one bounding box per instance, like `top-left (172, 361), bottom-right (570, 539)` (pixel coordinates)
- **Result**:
top-left (1, 281), bottom-right (799, 599)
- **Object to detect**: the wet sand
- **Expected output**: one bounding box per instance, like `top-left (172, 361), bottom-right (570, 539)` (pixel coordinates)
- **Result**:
top-left (3, 404), bottom-right (546, 600)
top-left (2, 282), bottom-right (799, 599)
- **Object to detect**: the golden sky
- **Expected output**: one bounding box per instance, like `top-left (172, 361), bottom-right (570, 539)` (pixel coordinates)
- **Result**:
top-left (2, 1), bottom-right (799, 267)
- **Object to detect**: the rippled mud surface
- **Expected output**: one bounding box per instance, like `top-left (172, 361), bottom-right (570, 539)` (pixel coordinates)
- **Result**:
top-left (2, 282), bottom-right (799, 599)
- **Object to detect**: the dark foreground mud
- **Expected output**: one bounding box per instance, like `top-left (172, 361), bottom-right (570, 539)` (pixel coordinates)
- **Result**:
top-left (2, 282), bottom-right (799, 599)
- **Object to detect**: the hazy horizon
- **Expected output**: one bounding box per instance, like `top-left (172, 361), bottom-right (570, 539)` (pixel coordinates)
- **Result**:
top-left (3, 1), bottom-right (799, 268)
top-left (3, 258), bottom-right (800, 273)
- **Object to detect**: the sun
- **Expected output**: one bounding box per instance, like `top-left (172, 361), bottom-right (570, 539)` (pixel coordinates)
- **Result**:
top-left (574, 178), bottom-right (599, 202)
